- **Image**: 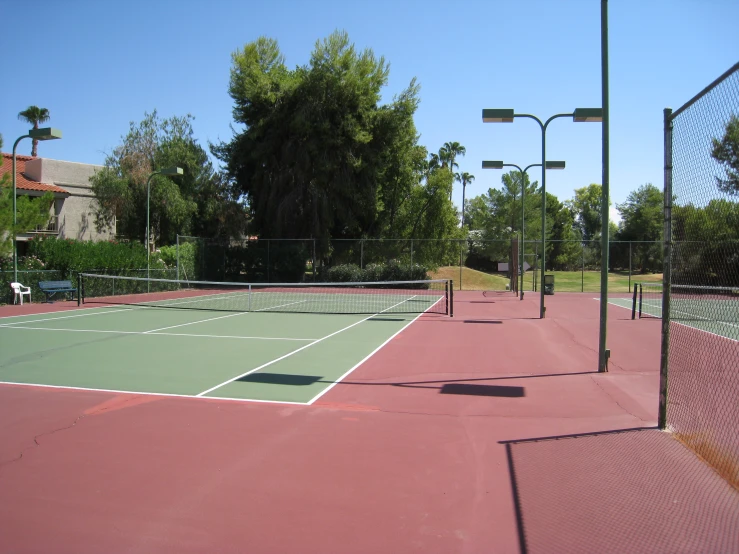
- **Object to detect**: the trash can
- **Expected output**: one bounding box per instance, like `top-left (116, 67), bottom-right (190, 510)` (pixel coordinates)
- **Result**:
top-left (544, 274), bottom-right (555, 295)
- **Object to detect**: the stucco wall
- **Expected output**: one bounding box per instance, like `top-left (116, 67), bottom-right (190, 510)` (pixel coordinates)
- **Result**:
top-left (24, 158), bottom-right (113, 241)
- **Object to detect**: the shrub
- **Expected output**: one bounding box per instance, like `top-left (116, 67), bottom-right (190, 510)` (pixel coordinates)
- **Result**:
top-left (320, 262), bottom-right (429, 284)
top-left (25, 237), bottom-right (166, 279)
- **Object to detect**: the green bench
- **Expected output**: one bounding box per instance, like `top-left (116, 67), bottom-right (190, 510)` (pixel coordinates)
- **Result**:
top-left (38, 280), bottom-right (78, 303)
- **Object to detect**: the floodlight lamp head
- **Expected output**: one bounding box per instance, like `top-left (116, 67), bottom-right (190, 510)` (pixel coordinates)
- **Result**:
top-left (572, 108), bottom-right (603, 122)
top-left (482, 109), bottom-right (514, 123)
top-left (545, 161), bottom-right (566, 170)
top-left (29, 127), bottom-right (62, 141)
top-left (160, 166), bottom-right (184, 176)
top-left (482, 160), bottom-right (505, 169)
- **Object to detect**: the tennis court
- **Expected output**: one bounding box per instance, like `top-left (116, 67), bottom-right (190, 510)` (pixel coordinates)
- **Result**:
top-left (0, 276), bottom-right (451, 403)
top-left (608, 283), bottom-right (739, 341)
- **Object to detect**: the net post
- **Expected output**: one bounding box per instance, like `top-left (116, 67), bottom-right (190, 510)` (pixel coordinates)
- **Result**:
top-left (638, 283), bottom-right (643, 318)
top-left (631, 282), bottom-right (638, 320)
top-left (77, 273), bottom-right (82, 306)
top-left (248, 284), bottom-right (252, 311)
top-left (658, 107), bottom-right (673, 431)
top-left (449, 280), bottom-right (454, 317)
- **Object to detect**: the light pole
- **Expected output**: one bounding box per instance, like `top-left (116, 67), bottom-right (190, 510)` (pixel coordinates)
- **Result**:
top-left (12, 127), bottom-right (63, 283)
top-left (483, 108), bottom-right (602, 318)
top-left (483, 160), bottom-right (566, 299)
top-left (146, 167), bottom-right (183, 288)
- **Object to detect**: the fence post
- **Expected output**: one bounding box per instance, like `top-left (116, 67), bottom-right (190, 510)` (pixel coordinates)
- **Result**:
top-left (410, 239), bottom-right (414, 269)
top-left (312, 239), bottom-right (316, 282)
top-left (360, 239), bottom-right (364, 269)
top-left (459, 241), bottom-right (463, 291)
top-left (581, 243), bottom-right (585, 292)
top-left (629, 241), bottom-right (632, 292)
top-left (267, 240), bottom-right (271, 283)
top-left (659, 107), bottom-right (673, 430)
top-left (176, 235), bottom-right (180, 281)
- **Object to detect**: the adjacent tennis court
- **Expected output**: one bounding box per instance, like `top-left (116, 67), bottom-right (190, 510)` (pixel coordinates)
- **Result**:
top-left (0, 277), bottom-right (451, 403)
top-left (608, 283), bottom-right (739, 341)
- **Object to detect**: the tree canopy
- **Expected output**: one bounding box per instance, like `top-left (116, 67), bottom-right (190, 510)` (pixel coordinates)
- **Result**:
top-left (17, 106), bottom-right (51, 157)
top-left (711, 114), bottom-right (739, 195)
top-left (214, 31), bottom-right (462, 263)
top-left (91, 111), bottom-right (245, 247)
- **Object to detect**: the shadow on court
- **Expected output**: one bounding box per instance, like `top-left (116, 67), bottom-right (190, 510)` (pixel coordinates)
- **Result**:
top-left (236, 370), bottom-right (601, 397)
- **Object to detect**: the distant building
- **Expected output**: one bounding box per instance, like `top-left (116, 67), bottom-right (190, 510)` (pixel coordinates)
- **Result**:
top-left (1, 154), bottom-right (113, 253)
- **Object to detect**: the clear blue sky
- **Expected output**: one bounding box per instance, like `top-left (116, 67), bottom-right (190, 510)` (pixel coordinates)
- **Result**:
top-left (2, 0), bottom-right (737, 223)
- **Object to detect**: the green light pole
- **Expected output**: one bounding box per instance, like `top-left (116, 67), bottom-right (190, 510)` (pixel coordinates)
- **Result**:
top-left (483, 160), bottom-right (566, 300)
top-left (483, 108), bottom-right (602, 318)
top-left (12, 127), bottom-right (63, 283)
top-left (146, 167), bottom-right (183, 289)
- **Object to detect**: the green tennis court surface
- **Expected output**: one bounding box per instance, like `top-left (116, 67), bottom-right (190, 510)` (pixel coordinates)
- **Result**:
top-left (609, 294), bottom-right (739, 341)
top-left (0, 304), bottom-right (436, 403)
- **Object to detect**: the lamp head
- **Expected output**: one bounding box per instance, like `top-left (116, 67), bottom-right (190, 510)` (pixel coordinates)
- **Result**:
top-left (29, 127), bottom-right (62, 140)
top-left (482, 109), bottom-right (514, 123)
top-left (482, 160), bottom-right (505, 169)
top-left (159, 166), bottom-right (184, 177)
top-left (545, 161), bottom-right (566, 170)
top-left (572, 108), bottom-right (603, 122)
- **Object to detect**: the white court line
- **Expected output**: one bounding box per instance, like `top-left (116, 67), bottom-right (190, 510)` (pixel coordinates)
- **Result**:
top-left (196, 295), bottom-right (419, 397)
top-left (306, 296), bottom-right (443, 405)
top-left (0, 304), bottom-right (119, 321)
top-left (0, 326), bottom-right (316, 341)
top-left (141, 299), bottom-right (309, 334)
top-left (0, 307), bottom-right (135, 326)
top-left (0, 381), bottom-right (308, 405)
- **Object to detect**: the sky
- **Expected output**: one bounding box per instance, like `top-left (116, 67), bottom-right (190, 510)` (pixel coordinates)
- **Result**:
top-left (2, 0), bottom-right (737, 225)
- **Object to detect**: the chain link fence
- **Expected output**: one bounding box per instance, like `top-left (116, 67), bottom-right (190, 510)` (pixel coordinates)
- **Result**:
top-left (172, 235), bottom-right (662, 292)
top-left (662, 62), bottom-right (739, 489)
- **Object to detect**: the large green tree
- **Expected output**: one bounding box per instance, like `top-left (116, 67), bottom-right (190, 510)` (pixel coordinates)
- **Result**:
top-left (459, 172), bottom-right (474, 227)
top-left (216, 31), bottom-right (460, 264)
top-left (91, 111), bottom-right (245, 247)
top-left (439, 141), bottom-right (466, 201)
top-left (17, 106), bottom-right (50, 157)
top-left (711, 114), bottom-right (739, 195)
top-left (567, 183), bottom-right (609, 242)
top-left (465, 170), bottom-right (543, 268)
top-left (672, 199), bottom-right (739, 285)
top-left (615, 183), bottom-right (663, 272)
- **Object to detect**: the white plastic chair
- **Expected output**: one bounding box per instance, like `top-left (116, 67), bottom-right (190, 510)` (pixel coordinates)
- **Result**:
top-left (10, 282), bottom-right (31, 305)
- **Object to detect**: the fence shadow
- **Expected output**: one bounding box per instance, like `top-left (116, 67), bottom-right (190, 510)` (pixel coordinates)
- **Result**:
top-left (503, 428), bottom-right (739, 554)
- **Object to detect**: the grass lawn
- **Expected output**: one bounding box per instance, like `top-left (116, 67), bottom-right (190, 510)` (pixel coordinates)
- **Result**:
top-left (429, 266), bottom-right (662, 293)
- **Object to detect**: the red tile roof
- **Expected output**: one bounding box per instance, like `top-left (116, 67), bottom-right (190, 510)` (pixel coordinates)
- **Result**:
top-left (1, 153), bottom-right (70, 195)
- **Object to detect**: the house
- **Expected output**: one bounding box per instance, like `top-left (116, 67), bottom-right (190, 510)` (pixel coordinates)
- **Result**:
top-left (1, 154), bottom-right (113, 254)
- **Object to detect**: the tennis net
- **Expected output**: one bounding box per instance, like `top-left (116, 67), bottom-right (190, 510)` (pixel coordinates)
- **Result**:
top-left (634, 282), bottom-right (739, 322)
top-left (78, 273), bottom-right (452, 316)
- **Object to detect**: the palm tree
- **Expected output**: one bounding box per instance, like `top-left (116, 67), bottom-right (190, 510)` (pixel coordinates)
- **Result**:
top-left (17, 106), bottom-right (51, 156)
top-left (423, 153), bottom-right (440, 185)
top-left (439, 141), bottom-right (466, 200)
top-left (460, 172), bottom-right (475, 227)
